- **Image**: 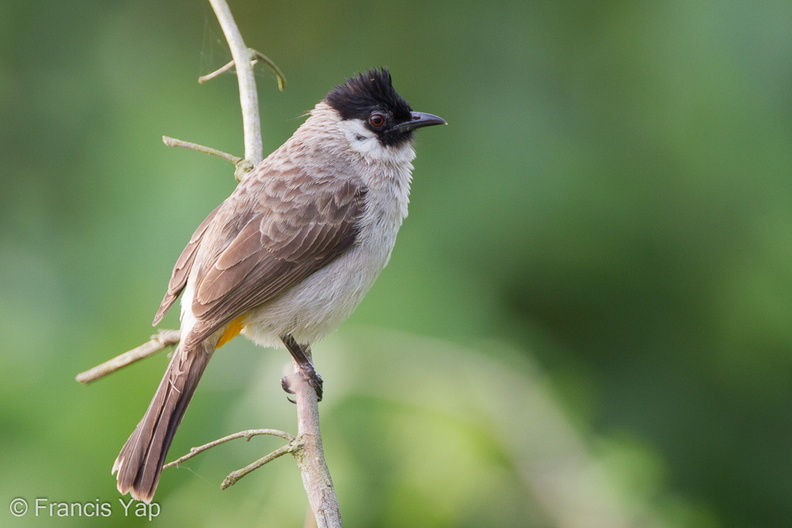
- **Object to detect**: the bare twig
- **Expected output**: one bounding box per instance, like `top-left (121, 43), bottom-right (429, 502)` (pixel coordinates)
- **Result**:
top-left (164, 429), bottom-right (295, 469)
top-left (75, 329), bottom-right (180, 385)
top-left (162, 135), bottom-right (243, 165)
top-left (199, 52), bottom-right (286, 92)
top-left (250, 50), bottom-right (287, 92)
top-left (198, 58), bottom-right (236, 84)
top-left (221, 442), bottom-right (301, 489)
top-left (162, 369), bottom-right (341, 526)
top-left (208, 0), bottom-right (263, 165)
top-left (162, 135), bottom-right (254, 181)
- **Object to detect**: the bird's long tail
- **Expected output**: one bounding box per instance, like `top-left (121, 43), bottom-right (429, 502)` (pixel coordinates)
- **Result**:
top-left (112, 338), bottom-right (214, 503)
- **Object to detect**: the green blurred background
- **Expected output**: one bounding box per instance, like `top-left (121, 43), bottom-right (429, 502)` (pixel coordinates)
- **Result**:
top-left (2, 0), bottom-right (792, 526)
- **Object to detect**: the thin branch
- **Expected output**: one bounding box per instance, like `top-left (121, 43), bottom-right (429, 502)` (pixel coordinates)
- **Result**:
top-left (75, 329), bottom-right (180, 385)
top-left (200, 52), bottom-right (286, 92)
top-left (162, 135), bottom-right (254, 181)
top-left (208, 0), bottom-right (263, 165)
top-left (162, 135), bottom-right (243, 165)
top-left (290, 368), bottom-right (342, 527)
top-left (161, 370), bottom-right (341, 526)
top-left (164, 429), bottom-right (295, 469)
top-left (198, 59), bottom-right (236, 84)
top-left (250, 50), bottom-right (287, 92)
top-left (221, 442), bottom-right (301, 490)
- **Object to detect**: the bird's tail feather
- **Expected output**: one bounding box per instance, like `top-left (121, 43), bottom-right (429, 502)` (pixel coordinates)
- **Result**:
top-left (112, 338), bottom-right (213, 503)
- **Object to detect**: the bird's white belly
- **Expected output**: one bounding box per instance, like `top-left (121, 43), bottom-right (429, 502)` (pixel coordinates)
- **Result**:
top-left (240, 235), bottom-right (394, 348)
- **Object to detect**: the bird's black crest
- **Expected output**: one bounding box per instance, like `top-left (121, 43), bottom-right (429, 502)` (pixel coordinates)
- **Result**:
top-left (326, 68), bottom-right (413, 124)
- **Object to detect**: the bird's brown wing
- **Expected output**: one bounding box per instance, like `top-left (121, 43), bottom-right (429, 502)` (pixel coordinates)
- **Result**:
top-left (153, 168), bottom-right (367, 347)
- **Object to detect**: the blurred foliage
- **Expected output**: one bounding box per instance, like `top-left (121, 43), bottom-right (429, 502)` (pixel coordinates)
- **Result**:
top-left (2, 0), bottom-right (792, 526)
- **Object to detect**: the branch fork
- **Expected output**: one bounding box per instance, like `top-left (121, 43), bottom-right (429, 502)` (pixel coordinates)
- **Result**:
top-left (162, 428), bottom-right (302, 490)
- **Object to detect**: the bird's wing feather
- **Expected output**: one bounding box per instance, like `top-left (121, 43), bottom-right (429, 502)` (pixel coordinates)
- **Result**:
top-left (159, 167), bottom-right (366, 346)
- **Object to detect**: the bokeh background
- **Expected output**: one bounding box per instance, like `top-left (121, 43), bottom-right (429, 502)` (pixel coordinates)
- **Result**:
top-left (2, 0), bottom-right (792, 526)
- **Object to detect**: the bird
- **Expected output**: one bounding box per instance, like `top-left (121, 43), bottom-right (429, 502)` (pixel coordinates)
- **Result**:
top-left (112, 68), bottom-right (446, 502)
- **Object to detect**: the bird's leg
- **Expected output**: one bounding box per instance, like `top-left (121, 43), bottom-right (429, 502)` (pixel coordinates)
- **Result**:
top-left (280, 334), bottom-right (323, 401)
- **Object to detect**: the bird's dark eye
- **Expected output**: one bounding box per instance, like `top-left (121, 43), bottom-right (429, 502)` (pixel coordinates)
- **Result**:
top-left (369, 113), bottom-right (386, 128)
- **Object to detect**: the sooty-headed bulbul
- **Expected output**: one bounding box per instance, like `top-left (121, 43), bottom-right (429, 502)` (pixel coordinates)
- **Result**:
top-left (113, 68), bottom-right (446, 502)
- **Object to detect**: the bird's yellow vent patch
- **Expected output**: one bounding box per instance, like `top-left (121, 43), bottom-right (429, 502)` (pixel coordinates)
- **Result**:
top-left (217, 316), bottom-right (246, 348)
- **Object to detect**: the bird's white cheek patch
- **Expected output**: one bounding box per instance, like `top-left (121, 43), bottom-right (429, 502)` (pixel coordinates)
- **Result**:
top-left (338, 119), bottom-right (414, 164)
top-left (340, 119), bottom-right (379, 155)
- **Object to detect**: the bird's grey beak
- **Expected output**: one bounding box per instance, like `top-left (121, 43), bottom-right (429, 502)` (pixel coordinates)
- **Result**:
top-left (401, 111), bottom-right (447, 131)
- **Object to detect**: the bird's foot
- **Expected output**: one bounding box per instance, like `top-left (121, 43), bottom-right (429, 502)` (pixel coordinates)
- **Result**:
top-left (280, 368), bottom-right (323, 402)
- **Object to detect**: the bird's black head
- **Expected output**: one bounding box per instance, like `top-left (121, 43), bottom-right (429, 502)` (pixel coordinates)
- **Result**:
top-left (326, 68), bottom-right (445, 147)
